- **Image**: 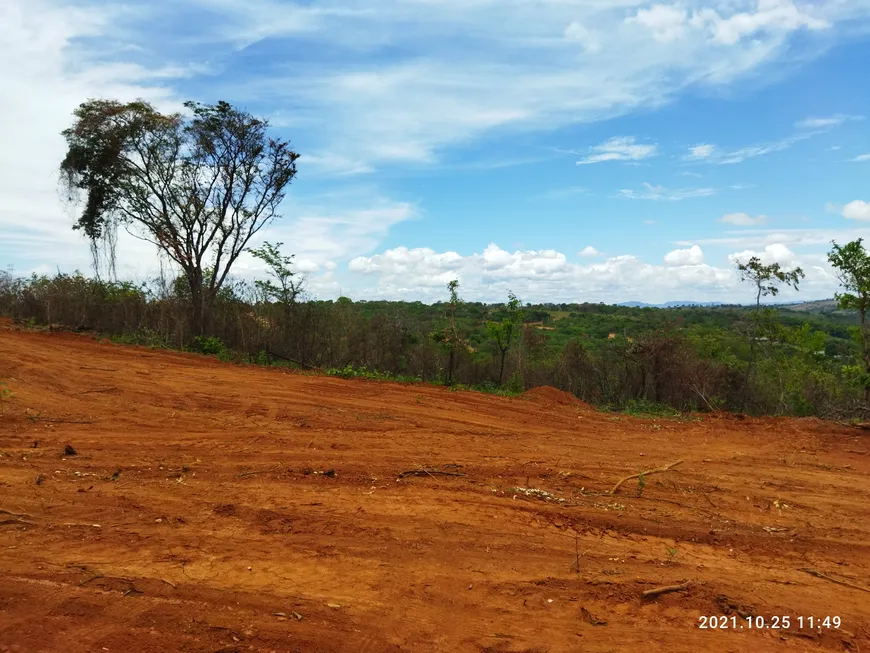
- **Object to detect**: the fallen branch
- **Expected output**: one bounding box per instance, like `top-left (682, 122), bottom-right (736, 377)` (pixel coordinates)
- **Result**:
top-left (0, 518), bottom-right (36, 527)
top-left (641, 580), bottom-right (693, 599)
top-left (398, 469), bottom-right (465, 479)
top-left (0, 508), bottom-right (31, 518)
top-left (611, 460), bottom-right (684, 495)
top-left (800, 568), bottom-right (870, 594)
top-left (268, 351), bottom-right (315, 370)
top-left (31, 418), bottom-right (96, 425)
top-left (77, 387), bottom-right (118, 395)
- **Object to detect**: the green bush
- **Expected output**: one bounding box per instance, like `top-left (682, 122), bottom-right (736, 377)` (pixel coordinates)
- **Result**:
top-left (191, 335), bottom-right (227, 356)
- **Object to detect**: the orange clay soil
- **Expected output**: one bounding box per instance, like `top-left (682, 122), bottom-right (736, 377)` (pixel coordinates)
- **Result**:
top-left (1, 322), bottom-right (869, 653)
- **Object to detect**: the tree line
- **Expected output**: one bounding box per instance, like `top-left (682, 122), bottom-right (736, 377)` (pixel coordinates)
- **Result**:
top-left (2, 96), bottom-right (869, 419)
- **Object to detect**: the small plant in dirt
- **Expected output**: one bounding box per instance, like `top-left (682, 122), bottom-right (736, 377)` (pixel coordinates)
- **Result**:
top-left (664, 545), bottom-right (678, 563)
top-left (637, 471), bottom-right (646, 496)
top-left (624, 398), bottom-right (682, 418)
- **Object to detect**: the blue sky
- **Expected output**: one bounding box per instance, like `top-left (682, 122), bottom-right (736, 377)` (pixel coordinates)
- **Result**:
top-left (2, 0), bottom-right (870, 303)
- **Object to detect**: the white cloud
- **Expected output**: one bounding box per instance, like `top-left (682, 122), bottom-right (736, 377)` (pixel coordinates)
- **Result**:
top-left (688, 115), bottom-right (853, 165)
top-left (852, 153), bottom-right (870, 162)
top-left (564, 21), bottom-right (600, 52)
top-left (579, 246), bottom-right (600, 257)
top-left (728, 243), bottom-right (798, 268)
top-left (795, 114), bottom-right (859, 129)
top-left (701, 1), bottom-right (829, 46)
top-left (344, 241), bottom-right (836, 303)
top-left (686, 144), bottom-right (716, 160)
top-left (619, 182), bottom-right (715, 201)
top-left (719, 212), bottom-right (767, 226)
top-left (682, 226), bottom-right (870, 250)
top-left (576, 137), bottom-right (657, 165)
top-left (664, 245), bottom-right (704, 266)
top-left (0, 0), bottom-right (188, 276)
top-left (843, 200), bottom-right (870, 221)
top-left (627, 5), bottom-right (688, 42)
top-left (627, 1), bottom-right (828, 46)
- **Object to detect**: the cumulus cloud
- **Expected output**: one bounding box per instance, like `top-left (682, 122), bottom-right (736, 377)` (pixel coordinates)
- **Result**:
top-left (843, 200), bottom-right (870, 221)
top-left (619, 183), bottom-right (715, 201)
top-left (728, 243), bottom-right (798, 268)
top-left (579, 246), bottom-right (601, 257)
top-left (664, 245), bottom-right (704, 266)
top-left (719, 212), bottom-right (767, 226)
top-left (627, 5), bottom-right (688, 42)
top-left (627, 0), bottom-right (828, 46)
top-left (344, 241), bottom-right (837, 303)
top-left (576, 137), bottom-right (657, 165)
top-left (852, 153), bottom-right (870, 162)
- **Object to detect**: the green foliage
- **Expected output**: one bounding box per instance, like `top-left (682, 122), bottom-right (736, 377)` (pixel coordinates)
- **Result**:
top-left (505, 371), bottom-right (524, 394)
top-left (191, 335), bottom-right (227, 356)
top-left (637, 471), bottom-right (646, 496)
top-left (249, 241), bottom-right (303, 306)
top-left (829, 239), bottom-right (870, 312)
top-left (486, 290), bottom-right (523, 385)
top-left (326, 364), bottom-right (421, 383)
top-left (735, 256), bottom-right (805, 308)
top-left (623, 398), bottom-right (682, 418)
top-left (1, 267), bottom-right (867, 419)
top-left (110, 328), bottom-right (167, 348)
top-left (60, 98), bottom-right (300, 332)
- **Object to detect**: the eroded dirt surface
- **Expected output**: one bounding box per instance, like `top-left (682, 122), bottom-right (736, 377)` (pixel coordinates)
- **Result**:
top-left (1, 324), bottom-right (869, 652)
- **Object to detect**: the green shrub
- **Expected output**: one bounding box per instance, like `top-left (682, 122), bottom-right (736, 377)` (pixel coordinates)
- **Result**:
top-left (191, 335), bottom-right (226, 356)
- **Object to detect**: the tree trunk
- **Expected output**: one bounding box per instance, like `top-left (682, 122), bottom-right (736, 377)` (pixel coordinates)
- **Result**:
top-left (447, 346), bottom-right (455, 385)
top-left (498, 348), bottom-right (507, 386)
top-left (861, 304), bottom-right (870, 404)
top-left (188, 268), bottom-right (206, 337)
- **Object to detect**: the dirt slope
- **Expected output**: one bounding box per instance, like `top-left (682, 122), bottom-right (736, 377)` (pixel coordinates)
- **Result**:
top-left (1, 324), bottom-right (869, 652)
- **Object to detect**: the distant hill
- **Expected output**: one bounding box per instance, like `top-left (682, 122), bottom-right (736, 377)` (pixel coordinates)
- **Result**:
top-left (618, 299), bottom-right (845, 312)
top-left (779, 299), bottom-right (840, 313)
top-left (618, 301), bottom-right (725, 308)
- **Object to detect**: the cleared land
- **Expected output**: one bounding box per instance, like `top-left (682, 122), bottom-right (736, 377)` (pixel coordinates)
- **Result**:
top-left (0, 322), bottom-right (869, 652)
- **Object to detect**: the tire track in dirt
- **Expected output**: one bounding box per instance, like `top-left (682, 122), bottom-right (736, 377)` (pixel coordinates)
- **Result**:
top-left (1, 324), bottom-right (869, 652)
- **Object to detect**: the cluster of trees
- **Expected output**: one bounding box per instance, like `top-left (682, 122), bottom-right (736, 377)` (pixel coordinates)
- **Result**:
top-left (3, 96), bottom-right (870, 419)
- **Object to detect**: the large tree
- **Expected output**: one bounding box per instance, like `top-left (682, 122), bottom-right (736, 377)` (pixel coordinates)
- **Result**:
top-left (828, 239), bottom-right (870, 401)
top-left (60, 99), bottom-right (299, 334)
top-left (734, 255), bottom-right (804, 406)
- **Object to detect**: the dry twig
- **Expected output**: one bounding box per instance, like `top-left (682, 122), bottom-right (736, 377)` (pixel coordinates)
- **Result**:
top-left (800, 568), bottom-right (870, 594)
top-left (641, 580), bottom-right (693, 599)
top-left (397, 469), bottom-right (465, 479)
top-left (611, 460), bottom-right (684, 495)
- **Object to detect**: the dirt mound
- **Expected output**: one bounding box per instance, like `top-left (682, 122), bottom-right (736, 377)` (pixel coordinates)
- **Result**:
top-left (521, 385), bottom-right (591, 409)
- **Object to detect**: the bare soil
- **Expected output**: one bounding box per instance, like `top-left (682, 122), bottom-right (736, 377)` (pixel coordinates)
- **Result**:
top-left (1, 323), bottom-right (869, 652)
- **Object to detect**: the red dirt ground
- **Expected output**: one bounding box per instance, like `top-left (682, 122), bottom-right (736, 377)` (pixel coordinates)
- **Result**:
top-left (1, 324), bottom-right (869, 653)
